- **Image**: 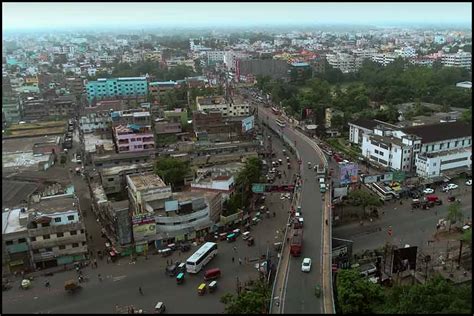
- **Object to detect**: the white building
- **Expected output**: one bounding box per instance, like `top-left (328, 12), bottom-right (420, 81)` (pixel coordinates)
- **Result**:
top-left (206, 50), bottom-right (225, 65)
top-left (191, 175), bottom-right (235, 201)
top-left (371, 53), bottom-right (397, 66)
top-left (442, 50), bottom-right (471, 69)
top-left (224, 51), bottom-right (248, 71)
top-left (348, 119), bottom-right (398, 145)
top-left (326, 52), bottom-right (360, 73)
top-left (79, 112), bottom-right (111, 134)
top-left (358, 120), bottom-right (472, 177)
top-left (196, 96), bottom-right (250, 117)
top-left (395, 46), bottom-right (417, 58)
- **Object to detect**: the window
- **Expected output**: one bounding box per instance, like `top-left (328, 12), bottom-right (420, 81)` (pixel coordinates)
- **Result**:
top-left (462, 140), bottom-right (465, 146)
top-left (57, 232), bottom-right (64, 238)
top-left (42, 222), bottom-right (50, 227)
top-left (431, 145), bottom-right (435, 151)
top-left (108, 178), bottom-right (114, 182)
top-left (59, 245), bottom-right (66, 250)
top-left (70, 230), bottom-right (77, 235)
top-left (455, 141), bottom-right (459, 147)
top-left (72, 243), bottom-right (79, 248)
top-left (81, 229), bottom-right (85, 234)
top-left (55, 217), bottom-right (61, 223)
top-left (31, 236), bottom-right (36, 242)
top-left (43, 234), bottom-right (50, 240)
top-left (45, 247), bottom-right (52, 252)
top-left (439, 143), bottom-right (444, 149)
top-left (18, 238), bottom-right (26, 243)
top-left (67, 215), bottom-right (75, 221)
top-left (6, 240), bottom-right (13, 245)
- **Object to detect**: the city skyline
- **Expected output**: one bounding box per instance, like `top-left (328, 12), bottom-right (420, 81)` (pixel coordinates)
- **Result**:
top-left (2, 2), bottom-right (472, 31)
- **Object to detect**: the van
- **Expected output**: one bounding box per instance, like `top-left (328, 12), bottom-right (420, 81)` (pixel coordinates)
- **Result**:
top-left (204, 268), bottom-right (221, 281)
top-left (242, 231), bottom-right (251, 240)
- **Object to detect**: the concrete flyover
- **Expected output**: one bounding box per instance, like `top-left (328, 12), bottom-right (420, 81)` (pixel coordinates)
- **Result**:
top-left (258, 105), bottom-right (335, 314)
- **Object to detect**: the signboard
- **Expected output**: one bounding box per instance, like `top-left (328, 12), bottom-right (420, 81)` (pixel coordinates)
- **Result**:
top-left (392, 170), bottom-right (406, 182)
top-left (363, 175), bottom-right (379, 184)
top-left (333, 187), bottom-right (348, 198)
top-left (242, 115), bottom-right (255, 133)
top-left (252, 183), bottom-right (266, 193)
top-left (132, 214), bottom-right (156, 241)
top-left (165, 200), bottom-right (179, 212)
top-left (339, 162), bottom-right (359, 186)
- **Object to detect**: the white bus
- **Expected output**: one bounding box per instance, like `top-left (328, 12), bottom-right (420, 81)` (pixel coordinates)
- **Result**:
top-left (276, 119), bottom-right (286, 128)
top-left (371, 182), bottom-right (398, 201)
top-left (186, 242), bottom-right (218, 273)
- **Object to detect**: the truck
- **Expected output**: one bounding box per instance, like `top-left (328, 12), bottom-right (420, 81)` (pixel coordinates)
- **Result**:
top-left (290, 229), bottom-right (303, 257)
top-left (316, 164), bottom-right (326, 176)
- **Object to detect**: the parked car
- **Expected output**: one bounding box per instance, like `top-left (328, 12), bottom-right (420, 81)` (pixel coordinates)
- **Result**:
top-left (466, 179), bottom-right (472, 186)
top-left (301, 258), bottom-right (312, 272)
top-left (423, 188), bottom-right (434, 194)
top-left (442, 183), bottom-right (459, 192)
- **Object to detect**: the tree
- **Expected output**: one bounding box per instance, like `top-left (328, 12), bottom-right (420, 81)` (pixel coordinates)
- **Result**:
top-left (336, 269), bottom-right (384, 314)
top-left (220, 279), bottom-right (270, 314)
top-left (154, 157), bottom-right (191, 189)
top-left (381, 276), bottom-right (472, 314)
top-left (461, 228), bottom-right (472, 257)
top-left (460, 108), bottom-right (472, 123)
top-left (347, 189), bottom-right (382, 216)
top-left (447, 201), bottom-right (464, 231)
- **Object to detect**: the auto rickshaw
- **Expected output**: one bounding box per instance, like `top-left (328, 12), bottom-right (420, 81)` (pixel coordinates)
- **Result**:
top-left (209, 280), bottom-right (217, 293)
top-left (176, 272), bottom-right (184, 284)
top-left (154, 302), bottom-right (166, 314)
top-left (314, 284), bottom-right (321, 297)
top-left (64, 279), bottom-right (81, 293)
top-left (226, 233), bottom-right (236, 242)
top-left (198, 283), bottom-right (207, 295)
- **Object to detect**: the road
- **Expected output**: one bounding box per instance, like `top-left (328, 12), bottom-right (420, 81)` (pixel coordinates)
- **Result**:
top-left (3, 117), bottom-right (299, 314)
top-left (333, 184), bottom-right (472, 254)
top-left (255, 103), bottom-right (325, 313)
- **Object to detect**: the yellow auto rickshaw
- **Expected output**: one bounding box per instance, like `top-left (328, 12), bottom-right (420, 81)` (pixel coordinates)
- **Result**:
top-left (198, 283), bottom-right (206, 295)
top-left (64, 279), bottom-right (81, 293)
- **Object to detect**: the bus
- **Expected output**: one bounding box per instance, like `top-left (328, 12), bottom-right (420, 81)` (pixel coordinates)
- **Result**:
top-left (370, 182), bottom-right (398, 201)
top-left (186, 242), bottom-right (218, 273)
top-left (276, 119), bottom-right (286, 128)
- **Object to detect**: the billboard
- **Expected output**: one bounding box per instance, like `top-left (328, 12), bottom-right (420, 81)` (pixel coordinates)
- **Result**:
top-left (339, 162), bottom-right (359, 186)
top-left (333, 186), bottom-right (348, 198)
top-left (242, 115), bottom-right (255, 133)
top-left (392, 246), bottom-right (418, 273)
top-left (132, 215), bottom-right (156, 242)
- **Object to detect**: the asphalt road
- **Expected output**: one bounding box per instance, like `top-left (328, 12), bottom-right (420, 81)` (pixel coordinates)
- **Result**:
top-left (256, 102), bottom-right (324, 314)
top-left (2, 118), bottom-right (298, 314)
top-left (333, 182), bottom-right (472, 254)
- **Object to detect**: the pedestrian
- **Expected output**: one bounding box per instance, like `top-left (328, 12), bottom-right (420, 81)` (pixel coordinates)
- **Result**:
top-left (232, 257), bottom-right (235, 263)
top-left (233, 246), bottom-right (237, 252)
top-left (138, 286), bottom-right (143, 295)
top-left (106, 256), bottom-right (110, 264)
top-left (98, 273), bottom-right (102, 281)
top-left (90, 235), bottom-right (93, 241)
top-left (239, 258), bottom-right (242, 265)
top-left (94, 259), bottom-right (97, 268)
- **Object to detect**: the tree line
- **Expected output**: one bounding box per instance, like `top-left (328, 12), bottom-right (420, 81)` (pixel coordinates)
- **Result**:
top-left (257, 58), bottom-right (472, 130)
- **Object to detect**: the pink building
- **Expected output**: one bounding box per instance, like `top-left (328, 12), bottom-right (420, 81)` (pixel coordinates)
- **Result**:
top-left (114, 124), bottom-right (155, 153)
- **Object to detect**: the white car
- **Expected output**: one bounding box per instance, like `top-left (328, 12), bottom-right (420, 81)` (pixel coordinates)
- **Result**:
top-left (423, 188), bottom-right (434, 194)
top-left (466, 179), bottom-right (472, 186)
top-left (301, 258), bottom-right (312, 272)
top-left (280, 194), bottom-right (286, 200)
top-left (442, 183), bottom-right (459, 192)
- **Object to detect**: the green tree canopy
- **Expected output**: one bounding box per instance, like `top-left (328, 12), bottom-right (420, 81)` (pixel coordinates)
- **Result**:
top-left (336, 269), bottom-right (384, 314)
top-left (447, 201), bottom-right (464, 231)
top-left (220, 279), bottom-right (270, 314)
top-left (347, 189), bottom-right (382, 216)
top-left (154, 157), bottom-right (191, 189)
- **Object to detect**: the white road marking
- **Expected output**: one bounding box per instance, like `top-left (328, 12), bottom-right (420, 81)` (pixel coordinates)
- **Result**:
top-left (112, 275), bottom-right (127, 282)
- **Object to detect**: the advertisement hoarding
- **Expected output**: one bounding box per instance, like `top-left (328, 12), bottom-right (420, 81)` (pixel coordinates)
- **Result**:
top-left (339, 162), bottom-right (359, 186)
top-left (132, 215), bottom-right (156, 241)
top-left (242, 115), bottom-right (255, 133)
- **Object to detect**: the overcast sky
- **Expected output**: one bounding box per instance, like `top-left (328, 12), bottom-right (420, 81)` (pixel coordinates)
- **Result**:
top-left (2, 2), bottom-right (472, 31)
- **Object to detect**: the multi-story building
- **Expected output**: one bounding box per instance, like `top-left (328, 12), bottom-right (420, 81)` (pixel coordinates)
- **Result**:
top-left (237, 59), bottom-right (290, 80)
top-left (2, 96), bottom-right (21, 124)
top-left (326, 53), bottom-right (360, 73)
top-left (2, 208), bottom-right (31, 273)
top-left (126, 172), bottom-right (221, 248)
top-left (143, 51), bottom-right (162, 62)
top-left (206, 51), bottom-right (225, 65)
top-left (163, 108), bottom-right (188, 125)
top-left (86, 77), bottom-right (148, 104)
top-left (224, 51), bottom-right (249, 71)
top-left (441, 50), bottom-right (471, 69)
top-left (26, 194), bottom-right (88, 270)
top-left (92, 151), bottom-right (156, 169)
top-left (165, 57), bottom-right (195, 70)
top-left (99, 162), bottom-right (154, 195)
top-left (79, 112), bottom-right (111, 134)
top-left (196, 96), bottom-right (250, 117)
top-left (348, 119), bottom-right (398, 145)
top-left (20, 95), bottom-right (75, 121)
top-left (113, 124), bottom-right (155, 153)
top-left (148, 81), bottom-right (179, 101)
top-left (371, 53), bottom-right (397, 66)
top-left (359, 120), bottom-right (472, 177)
top-left (65, 77), bottom-right (85, 96)
top-left (111, 110), bottom-right (151, 127)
